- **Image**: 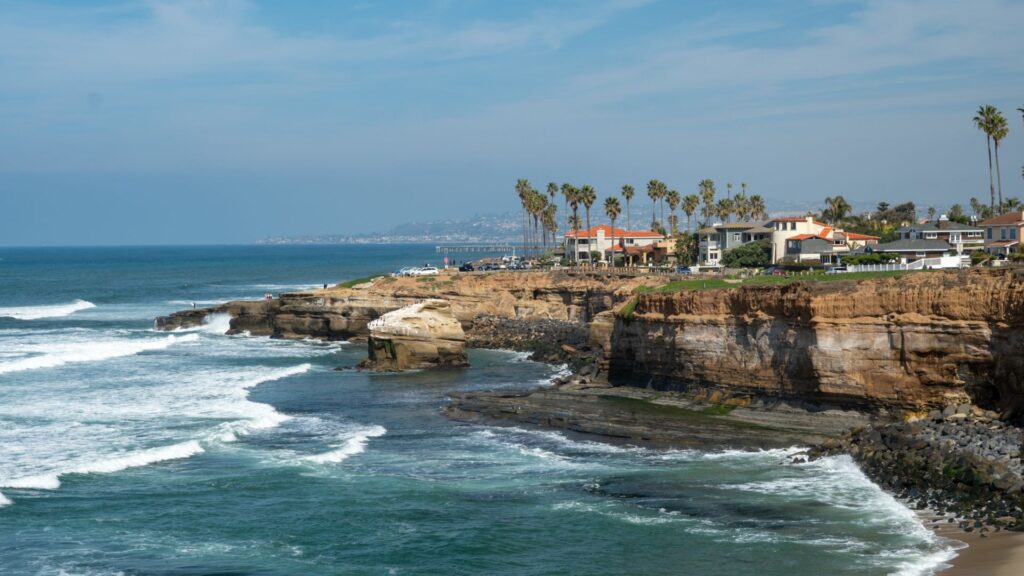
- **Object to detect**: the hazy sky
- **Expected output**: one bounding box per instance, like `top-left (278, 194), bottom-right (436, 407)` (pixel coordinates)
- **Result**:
top-left (2, 0), bottom-right (1024, 245)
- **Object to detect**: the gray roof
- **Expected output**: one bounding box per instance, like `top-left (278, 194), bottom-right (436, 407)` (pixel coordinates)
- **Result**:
top-left (796, 237), bottom-right (836, 254)
top-left (898, 221), bottom-right (982, 233)
top-left (871, 239), bottom-right (953, 253)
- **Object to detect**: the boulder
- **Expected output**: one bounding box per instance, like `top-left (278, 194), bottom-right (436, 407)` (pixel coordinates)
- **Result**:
top-left (361, 300), bottom-right (468, 371)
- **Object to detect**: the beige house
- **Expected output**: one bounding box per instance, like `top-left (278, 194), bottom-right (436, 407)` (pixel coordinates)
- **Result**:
top-left (981, 211), bottom-right (1024, 255)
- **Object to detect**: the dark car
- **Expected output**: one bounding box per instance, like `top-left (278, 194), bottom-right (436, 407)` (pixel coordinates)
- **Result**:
top-left (482, 263), bottom-right (499, 271)
top-left (459, 262), bottom-right (475, 272)
top-left (675, 265), bottom-right (693, 275)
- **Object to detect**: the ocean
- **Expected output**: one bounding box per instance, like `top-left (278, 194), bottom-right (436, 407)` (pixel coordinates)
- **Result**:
top-left (0, 245), bottom-right (957, 575)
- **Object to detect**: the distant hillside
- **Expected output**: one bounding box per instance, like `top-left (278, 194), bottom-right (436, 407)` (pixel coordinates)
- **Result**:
top-left (258, 213), bottom-right (524, 244)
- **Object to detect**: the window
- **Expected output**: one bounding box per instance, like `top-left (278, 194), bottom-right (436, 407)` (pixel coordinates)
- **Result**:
top-left (1001, 227), bottom-right (1007, 240)
top-left (987, 228), bottom-right (993, 239)
top-left (1013, 228), bottom-right (1018, 240)
top-left (916, 252), bottom-right (927, 257)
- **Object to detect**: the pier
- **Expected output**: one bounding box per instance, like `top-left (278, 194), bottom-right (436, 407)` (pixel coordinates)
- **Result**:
top-left (435, 244), bottom-right (517, 255)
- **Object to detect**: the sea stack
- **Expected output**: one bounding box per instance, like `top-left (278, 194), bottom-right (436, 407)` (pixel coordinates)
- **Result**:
top-left (361, 299), bottom-right (468, 371)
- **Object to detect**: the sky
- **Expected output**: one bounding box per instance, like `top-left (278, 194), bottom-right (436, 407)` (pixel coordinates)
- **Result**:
top-left (1, 0), bottom-right (1023, 246)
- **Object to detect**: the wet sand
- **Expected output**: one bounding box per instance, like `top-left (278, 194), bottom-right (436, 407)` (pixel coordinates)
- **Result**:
top-left (942, 530), bottom-right (1024, 575)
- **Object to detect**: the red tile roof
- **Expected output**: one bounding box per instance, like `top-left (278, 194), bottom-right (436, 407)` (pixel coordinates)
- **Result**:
top-left (565, 225), bottom-right (663, 238)
top-left (787, 233), bottom-right (818, 241)
top-left (981, 211), bottom-right (1024, 226)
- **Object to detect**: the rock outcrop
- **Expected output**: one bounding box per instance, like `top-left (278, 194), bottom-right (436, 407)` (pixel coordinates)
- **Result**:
top-left (155, 271), bottom-right (650, 341)
top-left (359, 300), bottom-right (468, 371)
top-left (601, 269), bottom-right (1024, 415)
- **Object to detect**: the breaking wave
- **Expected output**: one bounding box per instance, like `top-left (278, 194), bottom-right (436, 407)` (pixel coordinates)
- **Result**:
top-left (0, 300), bottom-right (96, 320)
top-left (0, 333), bottom-right (200, 375)
top-left (0, 440), bottom-right (204, 491)
top-left (305, 425), bottom-right (387, 464)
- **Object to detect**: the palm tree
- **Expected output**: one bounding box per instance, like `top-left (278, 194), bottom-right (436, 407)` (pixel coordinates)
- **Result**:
top-left (727, 182), bottom-right (733, 200)
top-left (542, 203), bottom-right (557, 251)
top-left (699, 179), bottom-right (716, 226)
top-left (515, 179), bottom-right (532, 258)
top-left (683, 194), bottom-right (699, 232)
top-left (546, 181), bottom-right (558, 238)
top-left (749, 195), bottom-right (766, 220)
top-left (716, 198), bottom-right (733, 223)
top-left (733, 191), bottom-right (749, 221)
top-left (823, 195), bottom-right (852, 225)
top-left (646, 180), bottom-right (662, 230)
top-left (604, 196), bottom-right (621, 266)
top-left (974, 105), bottom-right (1000, 213)
top-left (927, 206), bottom-right (936, 221)
top-left (665, 190), bottom-right (680, 235)
top-left (528, 190), bottom-right (547, 256)
top-left (992, 111), bottom-right (1009, 213)
top-left (621, 185), bottom-right (635, 230)
top-left (561, 183), bottom-right (575, 240)
top-left (579, 185), bottom-right (597, 263)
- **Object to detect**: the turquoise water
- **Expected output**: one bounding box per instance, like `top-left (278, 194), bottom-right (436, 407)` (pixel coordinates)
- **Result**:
top-left (0, 245), bottom-right (956, 575)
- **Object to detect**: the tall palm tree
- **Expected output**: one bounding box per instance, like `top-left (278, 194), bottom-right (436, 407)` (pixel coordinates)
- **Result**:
top-left (542, 203), bottom-right (557, 251)
top-left (579, 185), bottom-right (597, 263)
top-left (665, 190), bottom-right (680, 235)
top-left (515, 179), bottom-right (532, 258)
top-left (683, 194), bottom-right (699, 232)
top-left (646, 180), bottom-right (662, 229)
top-left (992, 111), bottom-right (1009, 213)
top-left (561, 183), bottom-right (575, 241)
top-left (749, 195), bottom-right (766, 220)
top-left (568, 187), bottom-right (581, 264)
top-left (699, 179), bottom-right (716, 226)
top-left (927, 206), bottom-right (936, 221)
top-left (529, 190), bottom-right (548, 256)
top-left (546, 181), bottom-right (558, 237)
top-left (621, 185), bottom-right (635, 230)
top-left (727, 182), bottom-right (733, 200)
top-left (604, 196), bottom-right (621, 266)
top-left (974, 105), bottom-right (1000, 213)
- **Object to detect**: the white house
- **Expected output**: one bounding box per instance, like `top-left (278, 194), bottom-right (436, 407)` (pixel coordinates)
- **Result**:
top-left (564, 225), bottom-right (664, 262)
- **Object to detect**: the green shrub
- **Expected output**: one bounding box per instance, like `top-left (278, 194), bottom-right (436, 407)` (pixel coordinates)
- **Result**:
top-left (721, 239), bottom-right (771, 268)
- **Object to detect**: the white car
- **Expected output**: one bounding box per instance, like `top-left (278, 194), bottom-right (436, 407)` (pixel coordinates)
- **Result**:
top-left (409, 266), bottom-right (439, 277)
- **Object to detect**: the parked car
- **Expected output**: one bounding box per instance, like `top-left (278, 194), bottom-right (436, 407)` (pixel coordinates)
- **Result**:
top-left (393, 267), bottom-right (415, 277)
top-left (825, 266), bottom-right (847, 275)
top-left (675, 265), bottom-right (693, 275)
top-left (458, 262), bottom-right (474, 272)
top-left (409, 266), bottom-right (439, 277)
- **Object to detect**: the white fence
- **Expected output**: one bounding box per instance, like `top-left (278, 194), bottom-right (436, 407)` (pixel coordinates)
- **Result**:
top-left (845, 255), bottom-right (967, 273)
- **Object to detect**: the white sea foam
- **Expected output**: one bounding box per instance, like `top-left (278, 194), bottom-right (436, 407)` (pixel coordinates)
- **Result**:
top-left (201, 313), bottom-right (232, 335)
top-left (1, 440), bottom-right (204, 491)
top-left (0, 491), bottom-right (10, 507)
top-left (0, 333), bottom-right (199, 375)
top-left (305, 425), bottom-right (387, 464)
top-left (0, 300), bottom-right (96, 320)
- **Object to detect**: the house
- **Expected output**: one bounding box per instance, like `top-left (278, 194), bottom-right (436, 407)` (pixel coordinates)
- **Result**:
top-left (863, 239), bottom-right (953, 265)
top-left (768, 216), bottom-right (831, 264)
top-left (784, 235), bottom-right (842, 265)
top-left (837, 231), bottom-right (882, 250)
top-left (697, 222), bottom-right (772, 266)
top-left (564, 225), bottom-right (664, 262)
top-left (980, 211), bottom-right (1024, 256)
top-left (897, 216), bottom-right (985, 255)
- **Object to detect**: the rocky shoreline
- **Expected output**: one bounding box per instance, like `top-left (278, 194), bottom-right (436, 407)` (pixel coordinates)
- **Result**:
top-left (154, 269), bottom-right (1024, 536)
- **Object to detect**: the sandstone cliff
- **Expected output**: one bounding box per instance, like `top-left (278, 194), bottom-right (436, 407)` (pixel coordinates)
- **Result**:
top-left (601, 270), bottom-right (1024, 415)
top-left (361, 300), bottom-right (468, 371)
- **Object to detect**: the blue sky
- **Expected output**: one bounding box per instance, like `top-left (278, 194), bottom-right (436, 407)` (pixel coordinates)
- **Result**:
top-left (1, 0), bottom-right (1023, 245)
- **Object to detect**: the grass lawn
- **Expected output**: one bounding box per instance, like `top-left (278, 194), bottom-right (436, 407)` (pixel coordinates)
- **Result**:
top-left (638, 270), bottom-right (912, 293)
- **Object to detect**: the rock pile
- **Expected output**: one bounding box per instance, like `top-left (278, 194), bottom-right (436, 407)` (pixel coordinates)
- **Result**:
top-left (359, 300), bottom-right (469, 371)
top-left (812, 404), bottom-right (1024, 533)
top-left (466, 316), bottom-right (587, 363)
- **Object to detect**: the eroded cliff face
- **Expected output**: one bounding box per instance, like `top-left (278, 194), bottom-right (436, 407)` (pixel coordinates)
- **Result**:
top-left (155, 271), bottom-right (649, 341)
top-left (603, 270), bottom-right (1024, 415)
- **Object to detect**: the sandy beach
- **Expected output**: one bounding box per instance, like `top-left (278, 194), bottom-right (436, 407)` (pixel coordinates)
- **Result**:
top-left (938, 526), bottom-right (1024, 575)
